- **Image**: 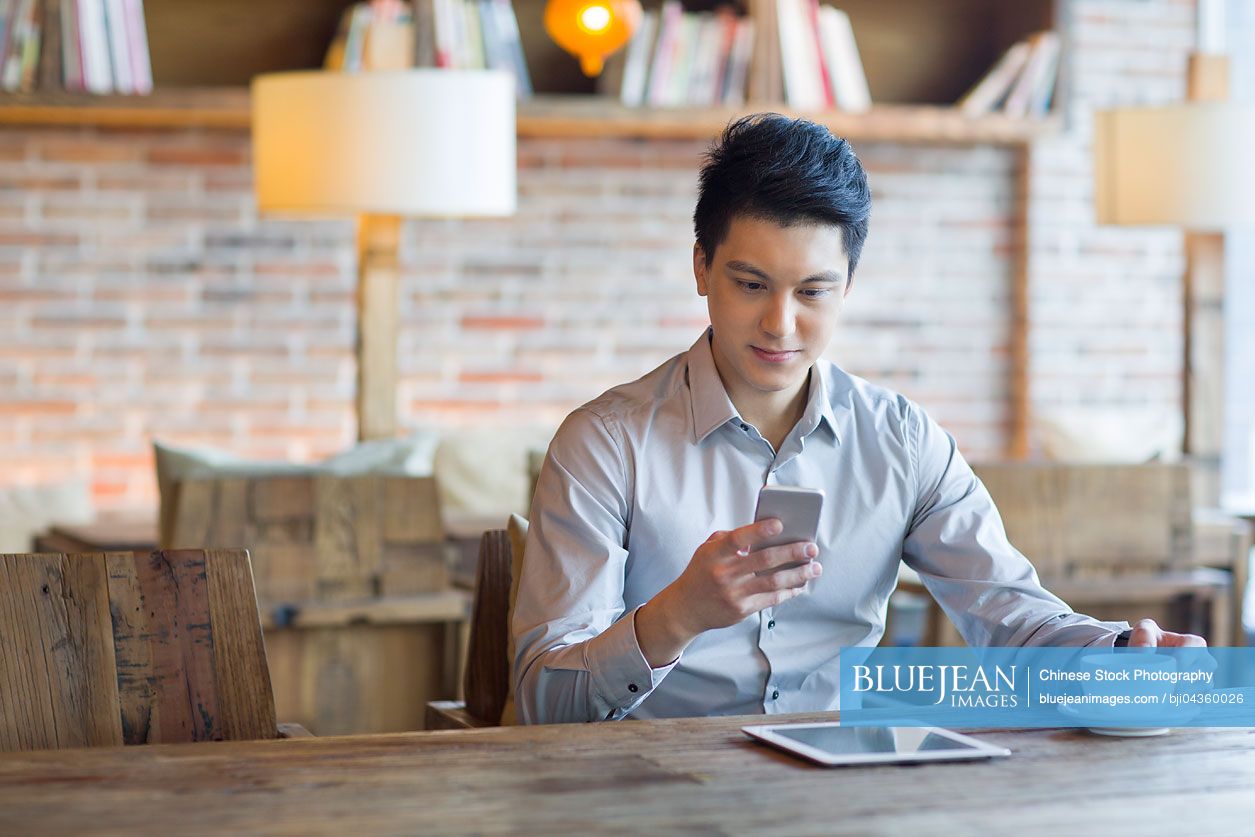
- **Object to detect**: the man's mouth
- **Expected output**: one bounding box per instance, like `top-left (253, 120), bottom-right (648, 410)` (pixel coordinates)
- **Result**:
top-left (751, 347), bottom-right (800, 363)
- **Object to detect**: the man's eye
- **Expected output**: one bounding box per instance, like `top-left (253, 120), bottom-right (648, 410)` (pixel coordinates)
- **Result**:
top-left (737, 281), bottom-right (765, 292)
top-left (801, 288), bottom-right (831, 299)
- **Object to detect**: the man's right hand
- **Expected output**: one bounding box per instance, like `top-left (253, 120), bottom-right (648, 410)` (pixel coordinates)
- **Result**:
top-left (634, 518), bottom-right (822, 668)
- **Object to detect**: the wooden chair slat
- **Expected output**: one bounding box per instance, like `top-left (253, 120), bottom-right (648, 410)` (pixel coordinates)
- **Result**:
top-left (204, 549), bottom-right (277, 742)
top-left (463, 530), bottom-right (512, 725)
top-left (0, 554), bottom-right (123, 751)
top-left (0, 549), bottom-right (285, 752)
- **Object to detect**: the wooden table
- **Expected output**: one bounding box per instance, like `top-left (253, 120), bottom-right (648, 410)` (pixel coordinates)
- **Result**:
top-left (1, 713), bottom-right (1253, 834)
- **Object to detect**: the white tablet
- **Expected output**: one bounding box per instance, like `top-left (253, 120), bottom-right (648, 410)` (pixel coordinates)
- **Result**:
top-left (742, 722), bottom-right (1011, 767)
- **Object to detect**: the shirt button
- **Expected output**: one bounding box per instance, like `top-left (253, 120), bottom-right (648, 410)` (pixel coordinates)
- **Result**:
top-left (740, 424), bottom-right (749, 432)
top-left (772, 689), bottom-right (780, 700)
top-left (628, 683), bottom-right (639, 693)
top-left (767, 619), bottom-right (775, 630)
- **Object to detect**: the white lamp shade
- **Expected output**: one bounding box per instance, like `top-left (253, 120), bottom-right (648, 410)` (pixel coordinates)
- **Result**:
top-left (252, 69), bottom-right (517, 217)
top-left (1094, 103), bottom-right (1255, 229)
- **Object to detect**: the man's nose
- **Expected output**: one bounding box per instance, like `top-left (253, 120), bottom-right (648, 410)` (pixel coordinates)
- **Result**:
top-left (761, 294), bottom-right (796, 338)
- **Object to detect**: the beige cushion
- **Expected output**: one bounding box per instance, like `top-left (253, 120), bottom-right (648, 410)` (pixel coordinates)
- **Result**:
top-left (1036, 408), bottom-right (1182, 463)
top-left (153, 434), bottom-right (439, 547)
top-left (432, 428), bottom-right (552, 522)
top-left (0, 480), bottom-right (94, 552)
top-left (498, 512), bottom-right (528, 726)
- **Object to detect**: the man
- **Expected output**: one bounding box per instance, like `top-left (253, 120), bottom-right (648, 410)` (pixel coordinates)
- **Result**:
top-left (512, 114), bottom-right (1204, 725)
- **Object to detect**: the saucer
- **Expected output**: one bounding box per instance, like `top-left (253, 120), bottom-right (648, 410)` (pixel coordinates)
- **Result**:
top-left (1055, 700), bottom-right (1190, 735)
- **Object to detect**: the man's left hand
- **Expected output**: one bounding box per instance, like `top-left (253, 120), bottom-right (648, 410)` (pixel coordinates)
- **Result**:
top-left (1127, 618), bottom-right (1207, 647)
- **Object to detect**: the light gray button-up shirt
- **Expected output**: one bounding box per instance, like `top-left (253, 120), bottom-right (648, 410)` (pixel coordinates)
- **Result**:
top-left (513, 330), bottom-right (1129, 724)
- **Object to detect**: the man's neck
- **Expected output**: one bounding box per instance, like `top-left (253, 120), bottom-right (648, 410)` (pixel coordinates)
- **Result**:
top-left (723, 369), bottom-right (812, 451)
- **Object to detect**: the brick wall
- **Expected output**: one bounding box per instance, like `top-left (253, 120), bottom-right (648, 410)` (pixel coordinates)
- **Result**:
top-left (0, 0), bottom-right (1224, 513)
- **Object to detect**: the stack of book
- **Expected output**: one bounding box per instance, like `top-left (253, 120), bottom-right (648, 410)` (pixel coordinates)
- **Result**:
top-left (958, 31), bottom-right (1060, 118)
top-left (607, 0), bottom-right (871, 112)
top-left (324, 0), bottom-right (531, 99)
top-left (0, 0), bottom-right (152, 94)
top-left (606, 3), bottom-right (755, 108)
top-left (760, 0), bottom-right (870, 112)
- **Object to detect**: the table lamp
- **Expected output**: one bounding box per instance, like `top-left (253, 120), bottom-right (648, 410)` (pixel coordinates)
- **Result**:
top-left (252, 69), bottom-right (517, 441)
top-left (1093, 20), bottom-right (1253, 503)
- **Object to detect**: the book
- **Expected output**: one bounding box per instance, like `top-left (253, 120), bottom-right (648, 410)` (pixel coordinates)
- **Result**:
top-left (123, 0), bottom-right (150, 92)
top-left (0, 0), bottom-right (14, 86)
top-left (722, 16), bottom-right (754, 106)
top-left (1027, 33), bottom-right (1061, 116)
top-left (3, 0), bottom-right (34, 91)
top-left (20, 0), bottom-right (41, 91)
top-left (78, 0), bottom-right (113, 93)
top-left (666, 12), bottom-right (700, 107)
top-left (646, 0), bottom-right (681, 107)
top-left (777, 0), bottom-right (823, 109)
top-left (618, 8), bottom-right (656, 107)
top-left (364, 19), bottom-right (416, 69)
top-left (489, 0), bottom-right (530, 98)
top-left (60, 0), bottom-right (83, 91)
top-left (747, 0), bottom-right (782, 104)
top-left (707, 6), bottom-right (738, 107)
top-left (103, 0), bottom-right (132, 93)
top-left (1004, 32), bottom-right (1059, 118)
top-left (804, 0), bottom-right (833, 109)
top-left (957, 39), bottom-right (1030, 116)
top-left (818, 6), bottom-right (869, 112)
top-left (413, 0), bottom-right (436, 66)
top-left (39, 0), bottom-right (62, 90)
top-left (323, 4), bottom-right (352, 68)
top-left (461, 0), bottom-right (485, 70)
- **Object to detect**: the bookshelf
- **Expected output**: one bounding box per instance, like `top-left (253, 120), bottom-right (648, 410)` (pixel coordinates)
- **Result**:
top-left (0, 0), bottom-right (1062, 146)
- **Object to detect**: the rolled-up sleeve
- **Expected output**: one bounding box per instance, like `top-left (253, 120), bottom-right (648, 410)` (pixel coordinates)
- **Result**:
top-left (900, 402), bottom-right (1129, 648)
top-left (512, 408), bottom-right (679, 724)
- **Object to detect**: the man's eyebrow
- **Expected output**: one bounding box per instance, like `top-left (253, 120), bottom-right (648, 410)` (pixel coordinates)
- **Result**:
top-left (725, 260), bottom-right (843, 284)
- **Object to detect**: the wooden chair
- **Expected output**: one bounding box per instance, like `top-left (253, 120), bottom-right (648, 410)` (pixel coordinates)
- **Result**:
top-left (426, 525), bottom-right (518, 729)
top-left (0, 549), bottom-right (309, 752)
top-left (167, 474), bottom-right (449, 603)
top-left (900, 462), bottom-right (1250, 646)
top-left (165, 473), bottom-right (470, 735)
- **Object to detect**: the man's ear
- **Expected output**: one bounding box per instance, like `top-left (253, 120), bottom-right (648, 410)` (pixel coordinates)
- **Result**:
top-left (693, 243), bottom-right (709, 296)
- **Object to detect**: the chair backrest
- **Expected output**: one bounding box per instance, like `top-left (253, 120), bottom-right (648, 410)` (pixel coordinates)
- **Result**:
top-left (463, 530), bottom-right (513, 724)
top-left (168, 474), bottom-right (446, 605)
top-left (972, 462), bottom-right (1193, 578)
top-left (0, 549), bottom-right (278, 752)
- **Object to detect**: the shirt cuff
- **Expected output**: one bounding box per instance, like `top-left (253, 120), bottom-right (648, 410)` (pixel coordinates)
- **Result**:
top-left (586, 605), bottom-right (679, 718)
top-left (1085, 621), bottom-right (1134, 648)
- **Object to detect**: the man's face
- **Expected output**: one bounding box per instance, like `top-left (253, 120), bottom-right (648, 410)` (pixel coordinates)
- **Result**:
top-left (693, 215), bottom-right (851, 406)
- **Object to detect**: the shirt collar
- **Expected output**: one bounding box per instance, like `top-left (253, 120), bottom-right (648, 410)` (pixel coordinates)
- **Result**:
top-left (686, 329), bottom-right (841, 445)
top-left (687, 330), bottom-right (740, 443)
top-left (800, 363), bottom-right (841, 443)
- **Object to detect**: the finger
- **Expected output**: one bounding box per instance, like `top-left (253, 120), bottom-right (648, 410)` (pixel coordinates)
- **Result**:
top-left (749, 559), bottom-right (822, 593)
top-left (1127, 618), bottom-right (1163, 648)
top-left (1158, 631), bottom-right (1207, 648)
top-left (746, 541), bottom-right (817, 574)
top-left (742, 585), bottom-right (809, 614)
top-left (725, 519), bottom-right (782, 555)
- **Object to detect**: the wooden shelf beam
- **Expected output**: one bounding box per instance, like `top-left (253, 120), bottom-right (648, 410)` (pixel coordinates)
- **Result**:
top-left (0, 89), bottom-right (1060, 146)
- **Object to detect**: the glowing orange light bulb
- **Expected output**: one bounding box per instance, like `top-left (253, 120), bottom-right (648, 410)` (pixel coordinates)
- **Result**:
top-left (545, 0), bottom-right (642, 77)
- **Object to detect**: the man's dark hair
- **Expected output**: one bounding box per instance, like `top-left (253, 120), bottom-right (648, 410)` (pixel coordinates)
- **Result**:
top-left (693, 114), bottom-right (871, 275)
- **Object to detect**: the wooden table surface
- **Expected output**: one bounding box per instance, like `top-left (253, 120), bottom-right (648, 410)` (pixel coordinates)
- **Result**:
top-left (1, 713), bottom-right (1253, 835)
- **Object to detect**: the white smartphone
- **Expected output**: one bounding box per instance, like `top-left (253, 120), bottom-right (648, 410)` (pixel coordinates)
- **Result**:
top-left (752, 485), bottom-right (824, 569)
